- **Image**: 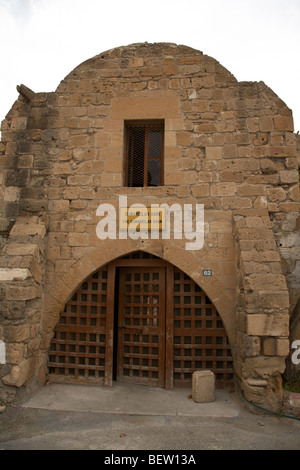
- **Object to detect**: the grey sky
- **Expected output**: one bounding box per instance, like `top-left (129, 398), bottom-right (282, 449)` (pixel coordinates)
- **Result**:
top-left (0, 0), bottom-right (32, 21)
top-left (0, 0), bottom-right (299, 131)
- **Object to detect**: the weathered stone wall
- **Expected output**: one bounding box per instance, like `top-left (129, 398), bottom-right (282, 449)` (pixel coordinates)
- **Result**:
top-left (0, 216), bottom-right (47, 400)
top-left (0, 43), bottom-right (299, 409)
top-left (233, 209), bottom-right (290, 408)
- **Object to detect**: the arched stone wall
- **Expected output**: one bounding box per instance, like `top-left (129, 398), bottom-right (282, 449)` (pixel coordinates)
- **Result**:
top-left (0, 42), bottom-right (298, 410)
top-left (41, 241), bottom-right (237, 351)
top-left (46, 249), bottom-right (235, 388)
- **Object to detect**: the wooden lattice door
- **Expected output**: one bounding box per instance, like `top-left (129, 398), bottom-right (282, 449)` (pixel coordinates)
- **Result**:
top-left (48, 254), bottom-right (233, 389)
top-left (48, 267), bottom-right (110, 384)
top-left (172, 268), bottom-right (233, 389)
top-left (117, 267), bottom-right (166, 387)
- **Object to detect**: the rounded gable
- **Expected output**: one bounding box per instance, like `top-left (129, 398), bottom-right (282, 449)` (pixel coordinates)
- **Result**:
top-left (56, 42), bottom-right (237, 93)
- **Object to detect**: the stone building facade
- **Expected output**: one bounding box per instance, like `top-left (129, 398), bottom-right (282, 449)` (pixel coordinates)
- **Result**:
top-left (0, 43), bottom-right (299, 411)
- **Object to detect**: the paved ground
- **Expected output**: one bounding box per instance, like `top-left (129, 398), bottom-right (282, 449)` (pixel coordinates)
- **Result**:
top-left (0, 383), bottom-right (299, 451)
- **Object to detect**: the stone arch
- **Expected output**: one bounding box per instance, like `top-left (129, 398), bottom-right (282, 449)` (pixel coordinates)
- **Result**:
top-left (45, 247), bottom-right (235, 389)
top-left (42, 240), bottom-right (236, 353)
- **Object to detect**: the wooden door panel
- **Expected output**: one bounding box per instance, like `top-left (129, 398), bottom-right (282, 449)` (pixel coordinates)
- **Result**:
top-left (172, 268), bottom-right (233, 388)
top-left (117, 267), bottom-right (165, 387)
top-left (48, 267), bottom-right (109, 384)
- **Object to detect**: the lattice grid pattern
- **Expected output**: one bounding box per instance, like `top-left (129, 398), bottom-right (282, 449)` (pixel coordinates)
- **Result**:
top-left (48, 268), bottom-right (108, 383)
top-left (173, 268), bottom-right (233, 388)
top-left (48, 255), bottom-right (233, 389)
top-left (117, 268), bottom-right (165, 386)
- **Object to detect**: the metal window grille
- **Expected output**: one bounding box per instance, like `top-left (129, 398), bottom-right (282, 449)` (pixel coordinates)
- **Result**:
top-left (125, 121), bottom-right (164, 187)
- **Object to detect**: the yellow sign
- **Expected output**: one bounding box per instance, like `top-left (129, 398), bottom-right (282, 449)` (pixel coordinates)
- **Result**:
top-left (119, 206), bottom-right (166, 231)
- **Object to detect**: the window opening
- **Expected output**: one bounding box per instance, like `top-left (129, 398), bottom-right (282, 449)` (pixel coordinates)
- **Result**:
top-left (125, 120), bottom-right (164, 187)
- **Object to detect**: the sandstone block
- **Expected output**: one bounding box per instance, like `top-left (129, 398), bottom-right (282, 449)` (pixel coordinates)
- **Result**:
top-left (69, 232), bottom-right (89, 247)
top-left (269, 145), bottom-right (296, 157)
top-left (258, 292), bottom-right (289, 310)
top-left (245, 336), bottom-right (260, 357)
top-left (191, 184), bottom-right (210, 197)
top-left (68, 175), bottom-right (91, 186)
top-left (243, 356), bottom-right (286, 379)
top-left (246, 314), bottom-right (289, 337)
top-left (177, 132), bottom-right (192, 146)
top-left (279, 170), bottom-right (299, 184)
top-left (53, 162), bottom-right (72, 175)
top-left (111, 97), bottom-right (179, 119)
top-left (5, 324), bottom-right (31, 342)
top-left (11, 117), bottom-right (27, 130)
top-left (262, 337), bottom-right (277, 356)
top-left (273, 116), bottom-right (294, 132)
top-left (0, 268), bottom-right (31, 281)
top-left (247, 118), bottom-right (259, 132)
top-left (241, 378), bottom-right (266, 405)
top-left (205, 146), bottom-right (222, 160)
top-left (2, 357), bottom-right (35, 387)
top-left (141, 67), bottom-right (162, 77)
top-left (63, 187), bottom-right (80, 200)
top-left (240, 251), bottom-right (280, 262)
top-left (5, 244), bottom-right (39, 257)
top-left (211, 182), bottom-right (237, 197)
top-left (259, 117), bottom-right (273, 132)
top-left (6, 286), bottom-right (40, 301)
top-left (279, 202), bottom-right (300, 212)
top-left (267, 187), bottom-right (287, 202)
top-left (223, 144), bottom-right (238, 158)
top-left (221, 197), bottom-right (252, 210)
top-left (6, 342), bottom-right (26, 364)
top-left (238, 185), bottom-right (266, 197)
top-left (49, 200), bottom-right (69, 212)
top-left (244, 274), bottom-right (287, 291)
top-left (209, 221), bottom-right (232, 233)
top-left (263, 338), bottom-right (290, 356)
top-left (25, 258), bottom-right (43, 284)
top-left (4, 187), bottom-right (20, 202)
top-left (192, 370), bottom-right (215, 403)
top-left (10, 224), bottom-right (46, 238)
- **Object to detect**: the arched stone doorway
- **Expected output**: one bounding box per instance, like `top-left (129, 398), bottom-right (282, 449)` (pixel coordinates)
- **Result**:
top-left (47, 252), bottom-right (234, 390)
